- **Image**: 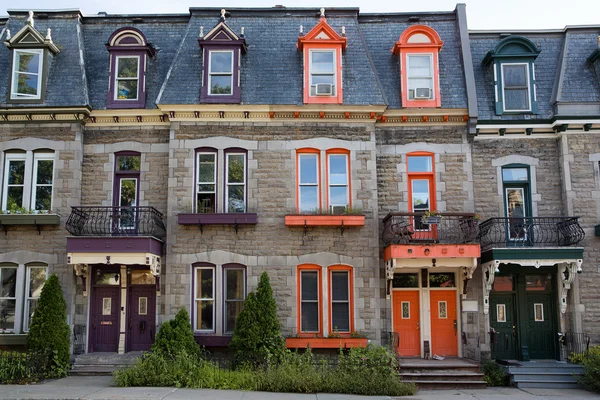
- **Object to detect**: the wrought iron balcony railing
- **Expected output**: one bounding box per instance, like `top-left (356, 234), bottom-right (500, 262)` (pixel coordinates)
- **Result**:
top-left (478, 217), bottom-right (584, 251)
top-left (66, 206), bottom-right (166, 240)
top-left (382, 212), bottom-right (479, 246)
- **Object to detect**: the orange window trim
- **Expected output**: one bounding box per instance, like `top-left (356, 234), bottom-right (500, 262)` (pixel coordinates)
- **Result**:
top-left (297, 264), bottom-right (323, 336)
top-left (296, 148), bottom-right (321, 213)
top-left (325, 149), bottom-right (352, 211)
top-left (407, 152), bottom-right (436, 213)
top-left (328, 265), bottom-right (354, 335)
top-left (303, 45), bottom-right (344, 104)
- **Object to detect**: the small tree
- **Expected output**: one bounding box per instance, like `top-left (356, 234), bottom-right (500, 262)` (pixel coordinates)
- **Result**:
top-left (230, 271), bottom-right (285, 365)
top-left (152, 307), bottom-right (201, 358)
top-left (27, 274), bottom-right (70, 375)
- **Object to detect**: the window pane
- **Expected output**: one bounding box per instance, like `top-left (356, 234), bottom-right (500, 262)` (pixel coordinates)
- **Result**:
top-left (412, 180), bottom-right (430, 211)
top-left (197, 193), bottom-right (215, 213)
top-left (17, 52), bottom-right (40, 73)
top-left (492, 276), bottom-right (513, 292)
top-left (197, 300), bottom-right (214, 330)
top-left (226, 301), bottom-right (243, 332)
top-left (505, 89), bottom-right (529, 110)
top-left (197, 269), bottom-right (213, 299)
top-left (130, 270), bottom-right (156, 285)
top-left (119, 179), bottom-right (137, 207)
top-left (210, 52), bottom-right (233, 73)
top-left (300, 186), bottom-right (318, 212)
top-left (392, 273), bottom-right (419, 288)
top-left (117, 57), bottom-right (138, 78)
top-left (226, 269), bottom-right (244, 300)
top-left (502, 168), bottom-right (528, 182)
top-left (210, 75), bottom-right (232, 95)
top-left (312, 52), bottom-right (334, 73)
top-left (26, 299), bottom-right (38, 331)
top-left (331, 271), bottom-right (348, 301)
top-left (16, 73), bottom-right (39, 96)
top-left (526, 275), bottom-right (552, 291)
top-left (408, 77), bottom-right (433, 90)
top-left (503, 65), bottom-right (527, 87)
top-left (408, 55), bottom-right (431, 77)
top-left (29, 268), bottom-right (47, 297)
top-left (329, 186), bottom-right (348, 206)
top-left (227, 186), bottom-right (245, 213)
top-left (408, 156), bottom-right (432, 173)
top-left (7, 187), bottom-right (24, 210)
top-left (301, 302), bottom-right (319, 332)
top-left (227, 155), bottom-right (245, 184)
top-left (429, 273), bottom-right (455, 288)
top-left (198, 154), bottom-right (215, 183)
top-left (328, 155), bottom-right (347, 185)
top-left (36, 160), bottom-right (53, 184)
top-left (95, 272), bottom-right (119, 285)
top-left (34, 186), bottom-right (52, 211)
top-left (0, 299), bottom-right (16, 330)
top-left (300, 155), bottom-right (318, 184)
top-left (1, 268), bottom-right (17, 297)
top-left (197, 184), bottom-right (215, 192)
top-left (301, 271), bottom-right (318, 301)
top-left (311, 75), bottom-right (335, 85)
top-left (117, 80), bottom-right (138, 100)
top-left (506, 188), bottom-right (526, 218)
top-left (8, 160), bottom-right (25, 185)
top-left (116, 156), bottom-right (140, 171)
top-left (331, 303), bottom-right (350, 332)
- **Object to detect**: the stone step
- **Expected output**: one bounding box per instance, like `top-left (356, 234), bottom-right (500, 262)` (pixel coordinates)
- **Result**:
top-left (511, 372), bottom-right (582, 381)
top-left (413, 380), bottom-right (488, 390)
top-left (508, 366), bottom-right (584, 374)
top-left (401, 371), bottom-right (485, 382)
top-left (514, 380), bottom-right (584, 389)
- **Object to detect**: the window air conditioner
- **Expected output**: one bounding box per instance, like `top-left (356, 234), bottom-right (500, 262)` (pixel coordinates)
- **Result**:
top-left (415, 87), bottom-right (432, 99)
top-left (330, 205), bottom-right (347, 215)
top-left (315, 83), bottom-right (334, 96)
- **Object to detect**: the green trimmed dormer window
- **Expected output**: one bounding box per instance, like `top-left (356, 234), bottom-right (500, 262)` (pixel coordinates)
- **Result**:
top-left (483, 36), bottom-right (540, 115)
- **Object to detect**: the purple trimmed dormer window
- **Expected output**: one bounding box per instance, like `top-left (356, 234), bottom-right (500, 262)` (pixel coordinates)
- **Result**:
top-left (106, 27), bottom-right (156, 109)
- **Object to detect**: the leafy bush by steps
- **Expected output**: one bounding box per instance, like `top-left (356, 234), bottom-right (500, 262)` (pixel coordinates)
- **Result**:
top-left (482, 360), bottom-right (509, 386)
top-left (579, 346), bottom-right (600, 393)
top-left (151, 308), bottom-right (202, 358)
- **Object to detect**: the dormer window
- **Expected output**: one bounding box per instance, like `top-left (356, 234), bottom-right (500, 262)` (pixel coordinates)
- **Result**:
top-left (482, 35), bottom-right (540, 115)
top-left (298, 9), bottom-right (347, 104)
top-left (106, 27), bottom-right (155, 109)
top-left (11, 49), bottom-right (44, 99)
top-left (392, 25), bottom-right (443, 108)
top-left (198, 10), bottom-right (247, 104)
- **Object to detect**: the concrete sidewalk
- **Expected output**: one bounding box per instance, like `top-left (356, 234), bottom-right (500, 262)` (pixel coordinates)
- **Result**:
top-left (0, 376), bottom-right (598, 400)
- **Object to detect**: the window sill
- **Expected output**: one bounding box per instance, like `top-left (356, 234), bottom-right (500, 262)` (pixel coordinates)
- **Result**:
top-left (0, 333), bottom-right (27, 346)
top-left (286, 337), bottom-right (368, 349)
top-left (284, 215), bottom-right (365, 227)
top-left (0, 214), bottom-right (60, 226)
top-left (178, 213), bottom-right (258, 226)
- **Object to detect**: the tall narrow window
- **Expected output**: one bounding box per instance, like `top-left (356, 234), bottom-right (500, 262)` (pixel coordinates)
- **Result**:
top-left (502, 166), bottom-right (530, 241)
top-left (196, 152), bottom-right (217, 213)
top-left (407, 153), bottom-right (435, 231)
top-left (310, 50), bottom-right (336, 96)
top-left (2, 154), bottom-right (26, 211)
top-left (32, 154), bottom-right (54, 212)
top-left (11, 49), bottom-right (43, 100)
top-left (407, 54), bottom-right (434, 100)
top-left (194, 266), bottom-right (215, 332)
top-left (114, 56), bottom-right (140, 101)
top-left (209, 51), bottom-right (234, 95)
top-left (23, 265), bottom-right (47, 332)
top-left (299, 268), bottom-right (321, 333)
top-left (0, 265), bottom-right (18, 331)
top-left (327, 153), bottom-right (349, 214)
top-left (298, 153), bottom-right (320, 212)
top-left (330, 268), bottom-right (352, 333)
top-left (224, 267), bottom-right (245, 333)
top-left (114, 153), bottom-right (140, 230)
top-left (225, 153), bottom-right (246, 213)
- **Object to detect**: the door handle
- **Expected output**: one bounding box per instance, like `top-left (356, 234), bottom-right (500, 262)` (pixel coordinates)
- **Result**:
top-left (128, 319), bottom-right (132, 331)
top-left (139, 320), bottom-right (146, 332)
top-left (416, 322), bottom-right (419, 330)
top-left (454, 320), bottom-right (458, 336)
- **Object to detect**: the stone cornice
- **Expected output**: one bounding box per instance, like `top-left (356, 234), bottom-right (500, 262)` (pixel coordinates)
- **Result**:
top-left (0, 107), bottom-right (91, 123)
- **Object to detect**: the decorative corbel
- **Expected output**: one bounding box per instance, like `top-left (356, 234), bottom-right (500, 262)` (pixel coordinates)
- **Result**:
top-left (559, 259), bottom-right (582, 314)
top-left (385, 259), bottom-right (396, 298)
top-left (462, 259), bottom-right (477, 299)
top-left (148, 256), bottom-right (162, 296)
top-left (482, 260), bottom-right (500, 314)
top-left (73, 264), bottom-right (89, 297)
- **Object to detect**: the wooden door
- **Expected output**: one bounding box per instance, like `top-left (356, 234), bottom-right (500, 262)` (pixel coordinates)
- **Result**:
top-left (128, 285), bottom-right (156, 351)
top-left (90, 286), bottom-right (120, 352)
top-left (393, 291), bottom-right (420, 356)
top-left (430, 290), bottom-right (458, 357)
top-left (490, 293), bottom-right (518, 360)
top-left (525, 293), bottom-right (556, 359)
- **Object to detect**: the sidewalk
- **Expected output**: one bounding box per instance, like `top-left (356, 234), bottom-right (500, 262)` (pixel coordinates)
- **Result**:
top-left (0, 376), bottom-right (598, 400)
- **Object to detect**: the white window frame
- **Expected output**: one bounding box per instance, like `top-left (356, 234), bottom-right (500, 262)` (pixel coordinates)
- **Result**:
top-left (208, 50), bottom-right (234, 96)
top-left (2, 153), bottom-right (27, 211)
top-left (225, 153), bottom-right (246, 213)
top-left (114, 56), bottom-right (140, 101)
top-left (406, 53), bottom-right (434, 100)
top-left (11, 49), bottom-right (44, 100)
top-left (327, 153), bottom-right (349, 213)
top-left (309, 49), bottom-right (337, 97)
top-left (23, 265), bottom-right (48, 332)
top-left (501, 62), bottom-right (531, 112)
top-left (196, 152), bottom-right (217, 213)
top-left (298, 153), bottom-right (320, 212)
top-left (223, 267), bottom-right (246, 334)
top-left (0, 265), bottom-right (18, 332)
top-left (194, 266), bottom-right (215, 333)
top-left (330, 270), bottom-right (351, 333)
top-left (31, 153), bottom-right (55, 212)
top-left (300, 270), bottom-right (320, 333)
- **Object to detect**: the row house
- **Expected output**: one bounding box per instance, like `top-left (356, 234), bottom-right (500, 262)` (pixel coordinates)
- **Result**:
top-left (0, 5), bottom-right (595, 362)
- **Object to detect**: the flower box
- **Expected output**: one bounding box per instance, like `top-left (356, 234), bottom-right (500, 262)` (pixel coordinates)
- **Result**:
top-left (0, 213), bottom-right (60, 226)
top-left (284, 215), bottom-right (365, 227)
top-left (285, 337), bottom-right (368, 349)
top-left (178, 213), bottom-right (258, 226)
top-left (422, 216), bottom-right (441, 224)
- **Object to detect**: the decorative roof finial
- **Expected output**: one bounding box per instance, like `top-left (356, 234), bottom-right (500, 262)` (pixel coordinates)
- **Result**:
top-left (240, 27), bottom-right (245, 37)
top-left (5, 29), bottom-right (10, 40)
top-left (299, 25), bottom-right (303, 34)
top-left (341, 26), bottom-right (346, 36)
top-left (27, 11), bottom-right (34, 27)
top-left (199, 26), bottom-right (204, 38)
top-left (45, 28), bottom-right (52, 42)
top-left (320, 7), bottom-right (325, 18)
top-left (220, 8), bottom-right (226, 22)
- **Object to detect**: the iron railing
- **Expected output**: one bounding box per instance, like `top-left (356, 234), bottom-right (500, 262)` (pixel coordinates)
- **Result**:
top-left (382, 212), bottom-right (479, 246)
top-left (559, 331), bottom-right (591, 362)
top-left (72, 324), bottom-right (86, 355)
top-left (478, 217), bottom-right (584, 251)
top-left (66, 206), bottom-right (166, 239)
top-left (0, 351), bottom-right (50, 383)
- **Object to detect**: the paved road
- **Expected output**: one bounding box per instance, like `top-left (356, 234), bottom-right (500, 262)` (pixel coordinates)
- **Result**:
top-left (0, 376), bottom-right (598, 400)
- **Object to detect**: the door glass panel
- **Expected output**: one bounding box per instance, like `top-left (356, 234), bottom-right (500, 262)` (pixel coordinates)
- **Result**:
top-left (492, 276), bottom-right (513, 292)
top-left (130, 270), bottom-right (156, 285)
top-left (526, 275), bottom-right (552, 291)
top-left (102, 298), bottom-right (112, 315)
top-left (401, 302), bottom-right (410, 319)
top-left (429, 273), bottom-right (455, 288)
top-left (412, 180), bottom-right (430, 212)
top-left (506, 187), bottom-right (526, 240)
top-left (119, 178), bottom-right (138, 229)
top-left (438, 301), bottom-right (447, 318)
top-left (534, 303), bottom-right (544, 321)
top-left (496, 304), bottom-right (506, 322)
top-left (392, 273), bottom-right (419, 288)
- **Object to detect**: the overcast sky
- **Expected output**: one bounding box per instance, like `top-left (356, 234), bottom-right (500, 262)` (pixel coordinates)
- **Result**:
top-left (3, 0), bottom-right (600, 30)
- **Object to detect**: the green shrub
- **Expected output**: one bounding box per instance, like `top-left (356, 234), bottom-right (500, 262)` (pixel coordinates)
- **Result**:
top-left (152, 308), bottom-right (201, 358)
top-left (230, 271), bottom-right (285, 366)
top-left (580, 346), bottom-right (600, 393)
top-left (27, 274), bottom-right (70, 377)
top-left (0, 351), bottom-right (50, 384)
top-left (482, 360), bottom-right (509, 386)
top-left (569, 351), bottom-right (586, 364)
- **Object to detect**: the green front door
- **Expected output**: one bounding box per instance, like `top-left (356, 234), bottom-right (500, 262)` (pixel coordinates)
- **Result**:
top-left (490, 292), bottom-right (518, 359)
top-left (525, 291), bottom-right (556, 359)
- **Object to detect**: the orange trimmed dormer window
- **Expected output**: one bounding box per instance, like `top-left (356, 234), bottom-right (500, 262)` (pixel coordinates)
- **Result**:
top-left (392, 25), bottom-right (444, 108)
top-left (297, 8), bottom-right (347, 104)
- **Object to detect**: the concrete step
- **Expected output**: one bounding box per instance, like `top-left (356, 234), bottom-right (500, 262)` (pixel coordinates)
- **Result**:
top-left (413, 380), bottom-right (488, 390)
top-left (511, 372), bottom-right (582, 381)
top-left (401, 371), bottom-right (485, 382)
top-left (508, 366), bottom-right (584, 374)
top-left (514, 380), bottom-right (583, 389)
top-left (70, 352), bottom-right (142, 376)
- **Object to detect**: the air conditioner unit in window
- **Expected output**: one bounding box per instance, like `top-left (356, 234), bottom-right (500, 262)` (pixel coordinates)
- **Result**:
top-left (415, 87), bottom-right (432, 99)
top-left (315, 83), bottom-right (334, 96)
top-left (330, 205), bottom-right (347, 215)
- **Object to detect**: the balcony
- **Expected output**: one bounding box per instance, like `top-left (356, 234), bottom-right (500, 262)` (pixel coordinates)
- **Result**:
top-left (382, 212), bottom-right (479, 246)
top-left (66, 206), bottom-right (166, 240)
top-left (478, 217), bottom-right (585, 252)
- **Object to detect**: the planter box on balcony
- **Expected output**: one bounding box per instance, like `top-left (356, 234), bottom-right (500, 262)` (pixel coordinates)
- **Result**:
top-left (178, 213), bottom-right (258, 225)
top-left (286, 337), bottom-right (368, 349)
top-left (284, 215), bottom-right (365, 227)
top-left (0, 213), bottom-right (60, 226)
top-left (422, 216), bottom-right (442, 224)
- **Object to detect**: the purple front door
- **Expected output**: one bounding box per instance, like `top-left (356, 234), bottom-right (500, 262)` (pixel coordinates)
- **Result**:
top-left (128, 285), bottom-right (156, 351)
top-left (90, 285), bottom-right (120, 352)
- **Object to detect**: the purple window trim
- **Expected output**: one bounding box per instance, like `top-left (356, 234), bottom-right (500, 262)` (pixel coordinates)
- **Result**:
top-left (194, 147), bottom-right (218, 213)
top-left (191, 262), bottom-right (216, 334)
top-left (224, 148), bottom-right (248, 214)
top-left (113, 151), bottom-right (141, 207)
top-left (222, 264), bottom-right (246, 334)
top-left (199, 44), bottom-right (244, 104)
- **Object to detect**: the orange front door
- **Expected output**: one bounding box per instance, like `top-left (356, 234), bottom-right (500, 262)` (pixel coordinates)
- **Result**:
top-left (393, 291), bottom-right (420, 357)
top-left (430, 290), bottom-right (458, 357)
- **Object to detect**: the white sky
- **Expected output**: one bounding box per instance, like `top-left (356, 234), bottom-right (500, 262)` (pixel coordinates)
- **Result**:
top-left (3, 0), bottom-right (600, 30)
